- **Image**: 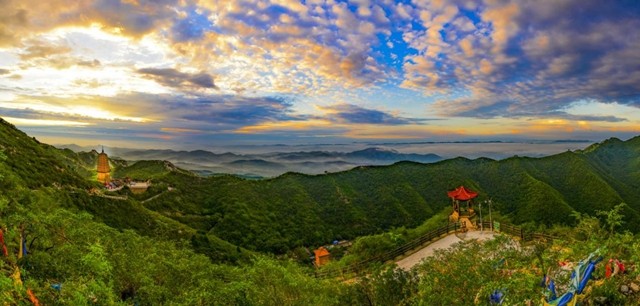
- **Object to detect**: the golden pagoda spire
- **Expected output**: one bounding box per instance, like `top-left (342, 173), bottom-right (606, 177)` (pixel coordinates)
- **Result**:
top-left (97, 146), bottom-right (111, 183)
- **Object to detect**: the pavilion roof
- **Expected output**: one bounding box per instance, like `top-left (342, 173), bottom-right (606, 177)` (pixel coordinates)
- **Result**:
top-left (447, 186), bottom-right (478, 201)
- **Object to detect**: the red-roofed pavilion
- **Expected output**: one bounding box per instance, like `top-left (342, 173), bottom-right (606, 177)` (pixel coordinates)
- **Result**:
top-left (448, 186), bottom-right (478, 217)
top-left (447, 186), bottom-right (478, 201)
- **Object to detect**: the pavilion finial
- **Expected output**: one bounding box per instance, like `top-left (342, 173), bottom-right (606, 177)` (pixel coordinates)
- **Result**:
top-left (101, 146), bottom-right (104, 153)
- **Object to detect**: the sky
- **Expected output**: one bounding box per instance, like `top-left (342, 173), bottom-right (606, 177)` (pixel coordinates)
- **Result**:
top-left (0, 0), bottom-right (639, 149)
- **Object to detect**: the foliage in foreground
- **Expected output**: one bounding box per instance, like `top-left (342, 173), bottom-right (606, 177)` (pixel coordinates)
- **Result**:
top-left (3, 184), bottom-right (640, 305)
top-left (2, 118), bottom-right (640, 304)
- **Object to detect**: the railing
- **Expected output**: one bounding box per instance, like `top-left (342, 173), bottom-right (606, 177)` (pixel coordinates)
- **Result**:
top-left (476, 221), bottom-right (559, 242)
top-left (314, 222), bottom-right (461, 279)
top-left (314, 220), bottom-right (559, 279)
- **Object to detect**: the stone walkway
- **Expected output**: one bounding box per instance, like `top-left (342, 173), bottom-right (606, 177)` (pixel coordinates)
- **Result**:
top-left (141, 190), bottom-right (168, 204)
top-left (395, 230), bottom-right (495, 270)
top-left (94, 193), bottom-right (128, 201)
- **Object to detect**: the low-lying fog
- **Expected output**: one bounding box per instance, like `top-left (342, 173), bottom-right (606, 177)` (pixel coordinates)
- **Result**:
top-left (62, 141), bottom-right (593, 178)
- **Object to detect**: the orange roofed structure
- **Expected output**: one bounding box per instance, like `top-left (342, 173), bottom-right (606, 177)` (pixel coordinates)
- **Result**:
top-left (448, 186), bottom-right (478, 220)
top-left (447, 186), bottom-right (478, 201)
top-left (314, 247), bottom-right (330, 267)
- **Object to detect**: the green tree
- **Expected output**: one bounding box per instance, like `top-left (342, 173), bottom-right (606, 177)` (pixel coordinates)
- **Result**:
top-left (571, 210), bottom-right (604, 241)
top-left (354, 266), bottom-right (419, 306)
top-left (597, 203), bottom-right (626, 236)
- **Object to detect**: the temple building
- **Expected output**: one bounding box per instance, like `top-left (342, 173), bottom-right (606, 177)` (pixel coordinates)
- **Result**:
top-left (97, 148), bottom-right (111, 183)
top-left (314, 247), bottom-right (330, 267)
top-left (128, 181), bottom-right (150, 194)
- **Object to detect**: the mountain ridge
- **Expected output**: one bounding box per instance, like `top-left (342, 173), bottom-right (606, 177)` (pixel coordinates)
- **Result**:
top-left (3, 118), bottom-right (640, 254)
top-left (59, 145), bottom-right (444, 177)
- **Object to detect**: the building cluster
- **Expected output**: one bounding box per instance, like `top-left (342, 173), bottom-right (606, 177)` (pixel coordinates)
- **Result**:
top-left (96, 148), bottom-right (149, 193)
top-left (313, 240), bottom-right (352, 267)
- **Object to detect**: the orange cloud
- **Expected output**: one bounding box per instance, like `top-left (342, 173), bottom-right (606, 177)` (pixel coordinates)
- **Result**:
top-left (482, 2), bottom-right (520, 54)
top-left (2, 116), bottom-right (91, 127)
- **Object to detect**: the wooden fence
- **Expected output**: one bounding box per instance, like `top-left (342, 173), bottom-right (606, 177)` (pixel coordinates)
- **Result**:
top-left (314, 220), bottom-right (558, 279)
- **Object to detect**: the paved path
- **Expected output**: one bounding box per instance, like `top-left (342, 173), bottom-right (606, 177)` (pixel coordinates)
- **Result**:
top-left (141, 190), bottom-right (167, 204)
top-left (395, 230), bottom-right (495, 270)
top-left (94, 193), bottom-right (128, 201)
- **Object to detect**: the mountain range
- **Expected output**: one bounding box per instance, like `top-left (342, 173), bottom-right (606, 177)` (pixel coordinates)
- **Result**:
top-left (3, 117), bottom-right (640, 255)
top-left (2, 116), bottom-right (640, 303)
top-left (59, 145), bottom-right (443, 177)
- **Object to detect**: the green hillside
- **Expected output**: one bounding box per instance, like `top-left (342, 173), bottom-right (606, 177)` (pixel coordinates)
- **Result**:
top-left (0, 120), bottom-right (90, 190)
top-left (0, 118), bottom-right (245, 263)
top-left (113, 160), bottom-right (195, 180)
top-left (2, 117), bottom-right (640, 304)
top-left (139, 137), bottom-right (640, 253)
top-left (3, 117), bottom-right (639, 255)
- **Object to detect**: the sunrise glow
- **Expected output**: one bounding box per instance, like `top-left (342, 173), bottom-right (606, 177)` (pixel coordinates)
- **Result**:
top-left (0, 0), bottom-right (638, 148)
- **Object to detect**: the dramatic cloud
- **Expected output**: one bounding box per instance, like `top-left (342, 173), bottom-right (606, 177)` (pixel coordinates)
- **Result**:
top-left (406, 0), bottom-right (640, 119)
top-left (19, 40), bottom-right (71, 60)
top-left (0, 0), bottom-right (180, 48)
top-left (137, 68), bottom-right (218, 90)
top-left (178, 95), bottom-right (298, 126)
top-left (0, 92), bottom-right (300, 133)
top-left (320, 103), bottom-right (423, 125)
top-left (0, 0), bottom-right (639, 147)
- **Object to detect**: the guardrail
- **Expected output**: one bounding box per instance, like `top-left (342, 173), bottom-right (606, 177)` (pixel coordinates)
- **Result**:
top-left (314, 222), bottom-right (462, 278)
top-left (314, 220), bottom-right (558, 279)
top-left (477, 221), bottom-right (559, 243)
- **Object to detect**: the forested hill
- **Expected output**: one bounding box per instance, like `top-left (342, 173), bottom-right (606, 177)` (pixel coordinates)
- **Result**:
top-left (2, 117), bottom-right (640, 256)
top-left (144, 135), bottom-right (640, 253)
top-left (0, 118), bottom-right (244, 264)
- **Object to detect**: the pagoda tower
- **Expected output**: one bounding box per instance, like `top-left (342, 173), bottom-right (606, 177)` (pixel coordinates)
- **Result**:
top-left (97, 147), bottom-right (111, 183)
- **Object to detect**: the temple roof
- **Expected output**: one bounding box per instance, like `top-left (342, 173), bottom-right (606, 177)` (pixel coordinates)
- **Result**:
top-left (314, 247), bottom-right (330, 257)
top-left (447, 186), bottom-right (478, 201)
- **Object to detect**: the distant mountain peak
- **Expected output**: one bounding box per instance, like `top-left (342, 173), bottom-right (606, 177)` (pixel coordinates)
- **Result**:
top-left (603, 137), bottom-right (623, 144)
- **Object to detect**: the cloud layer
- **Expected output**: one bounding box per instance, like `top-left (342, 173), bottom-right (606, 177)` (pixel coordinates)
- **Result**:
top-left (137, 68), bottom-right (218, 90)
top-left (0, 0), bottom-right (639, 146)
